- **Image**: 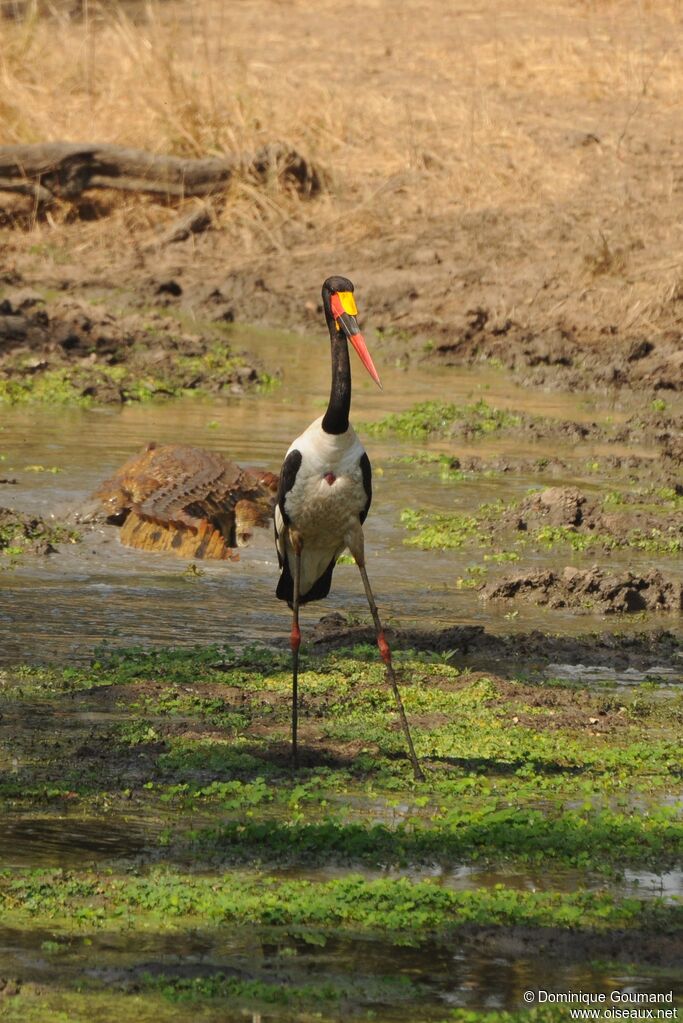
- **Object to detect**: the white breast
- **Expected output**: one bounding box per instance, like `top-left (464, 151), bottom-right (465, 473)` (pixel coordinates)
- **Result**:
top-left (279, 417), bottom-right (368, 594)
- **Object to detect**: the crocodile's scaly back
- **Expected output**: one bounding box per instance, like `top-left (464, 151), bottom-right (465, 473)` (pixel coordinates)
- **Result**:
top-left (93, 443), bottom-right (278, 559)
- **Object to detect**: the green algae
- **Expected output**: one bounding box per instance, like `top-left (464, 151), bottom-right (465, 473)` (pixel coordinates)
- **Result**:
top-left (361, 399), bottom-right (521, 439)
top-left (400, 500), bottom-right (683, 554)
top-left (194, 806), bottom-right (683, 871)
top-left (400, 507), bottom-right (490, 549)
top-left (2, 870), bottom-right (678, 937)
top-left (1, 648), bottom-right (681, 870)
top-left (0, 368), bottom-right (87, 406)
top-left (392, 452), bottom-right (477, 481)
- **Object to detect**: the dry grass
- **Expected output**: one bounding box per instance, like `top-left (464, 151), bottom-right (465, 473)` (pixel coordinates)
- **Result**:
top-left (2, 0), bottom-right (683, 345)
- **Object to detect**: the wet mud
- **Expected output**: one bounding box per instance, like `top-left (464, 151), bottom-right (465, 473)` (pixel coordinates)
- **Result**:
top-left (3, 264), bottom-right (683, 415)
top-left (311, 614), bottom-right (683, 678)
top-left (0, 506), bottom-right (78, 557)
top-left (502, 484), bottom-right (683, 542)
top-left (431, 451), bottom-right (681, 478)
top-left (482, 567), bottom-right (683, 615)
top-left (81, 264), bottom-right (683, 396)
top-left (426, 311), bottom-right (683, 394)
top-left (0, 291), bottom-right (269, 404)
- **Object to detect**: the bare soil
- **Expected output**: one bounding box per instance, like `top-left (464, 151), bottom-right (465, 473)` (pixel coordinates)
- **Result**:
top-left (482, 567), bottom-right (683, 614)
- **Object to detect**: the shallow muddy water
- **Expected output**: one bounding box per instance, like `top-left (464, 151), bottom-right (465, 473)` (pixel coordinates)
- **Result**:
top-left (275, 860), bottom-right (683, 904)
top-left (0, 324), bottom-right (678, 668)
top-left (0, 922), bottom-right (679, 1019)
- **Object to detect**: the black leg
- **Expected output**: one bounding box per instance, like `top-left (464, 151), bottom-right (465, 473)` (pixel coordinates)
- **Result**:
top-left (290, 537), bottom-right (302, 769)
top-left (356, 561), bottom-right (425, 782)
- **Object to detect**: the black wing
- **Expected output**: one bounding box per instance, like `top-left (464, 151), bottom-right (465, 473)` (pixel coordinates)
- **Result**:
top-left (277, 449), bottom-right (302, 525)
top-left (359, 452), bottom-right (372, 524)
top-left (274, 449), bottom-right (302, 594)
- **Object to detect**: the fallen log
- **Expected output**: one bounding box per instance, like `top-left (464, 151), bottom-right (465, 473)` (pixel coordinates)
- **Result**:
top-left (0, 141), bottom-right (321, 203)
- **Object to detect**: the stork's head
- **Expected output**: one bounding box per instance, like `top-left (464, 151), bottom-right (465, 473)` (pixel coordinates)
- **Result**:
top-left (322, 276), bottom-right (382, 389)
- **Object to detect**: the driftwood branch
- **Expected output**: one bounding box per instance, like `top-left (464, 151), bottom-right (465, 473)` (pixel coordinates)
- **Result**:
top-left (0, 141), bottom-right (321, 203)
top-left (152, 202), bottom-right (216, 249)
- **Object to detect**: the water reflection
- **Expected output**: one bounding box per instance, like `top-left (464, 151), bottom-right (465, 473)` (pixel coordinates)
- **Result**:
top-left (0, 921), bottom-right (678, 1017)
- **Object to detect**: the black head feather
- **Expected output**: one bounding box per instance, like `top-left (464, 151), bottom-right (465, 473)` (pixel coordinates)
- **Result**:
top-left (322, 275), bottom-right (354, 298)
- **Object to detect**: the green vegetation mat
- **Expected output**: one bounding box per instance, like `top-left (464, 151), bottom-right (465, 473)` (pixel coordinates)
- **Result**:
top-left (1, 645), bottom-right (681, 1021)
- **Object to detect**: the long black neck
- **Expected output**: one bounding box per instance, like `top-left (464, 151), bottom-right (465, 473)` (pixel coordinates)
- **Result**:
top-left (321, 332), bottom-right (351, 435)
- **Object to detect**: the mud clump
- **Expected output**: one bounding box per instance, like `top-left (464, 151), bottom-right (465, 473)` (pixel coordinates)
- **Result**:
top-left (0, 507), bottom-right (78, 557)
top-left (482, 567), bottom-right (682, 614)
top-left (661, 436), bottom-right (683, 465)
top-left (0, 294), bottom-right (270, 404)
top-left (505, 486), bottom-right (601, 532)
top-left (502, 485), bottom-right (682, 543)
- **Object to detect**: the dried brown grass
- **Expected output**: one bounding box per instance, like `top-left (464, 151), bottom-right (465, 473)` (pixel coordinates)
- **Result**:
top-left (2, 0), bottom-right (683, 343)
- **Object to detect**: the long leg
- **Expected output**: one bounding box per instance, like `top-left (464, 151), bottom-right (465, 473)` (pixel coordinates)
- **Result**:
top-left (290, 533), bottom-right (302, 769)
top-left (356, 558), bottom-right (425, 782)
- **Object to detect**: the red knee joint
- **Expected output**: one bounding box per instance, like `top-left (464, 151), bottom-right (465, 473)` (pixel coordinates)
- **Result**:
top-left (290, 623), bottom-right (301, 652)
top-left (377, 630), bottom-right (391, 665)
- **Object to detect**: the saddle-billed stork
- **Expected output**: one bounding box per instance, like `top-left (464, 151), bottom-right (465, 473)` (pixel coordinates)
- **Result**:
top-left (274, 276), bottom-right (424, 781)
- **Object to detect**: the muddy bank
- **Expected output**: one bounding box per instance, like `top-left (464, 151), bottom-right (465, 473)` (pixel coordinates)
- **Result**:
top-left (5, 259), bottom-right (683, 400)
top-left (482, 567), bottom-right (683, 615)
top-left (0, 291), bottom-right (271, 404)
top-left (310, 614), bottom-right (683, 676)
top-left (368, 400), bottom-right (683, 456)
top-left (55, 259), bottom-right (683, 397)
top-left (502, 485), bottom-right (683, 540)
top-left (401, 452), bottom-right (683, 490)
top-left (426, 311), bottom-right (683, 393)
top-left (220, 272), bottom-right (683, 395)
top-left (401, 483), bottom-right (683, 559)
top-left (69, 264), bottom-right (683, 396)
top-left (2, 279), bottom-right (683, 443)
top-left (0, 507), bottom-right (79, 559)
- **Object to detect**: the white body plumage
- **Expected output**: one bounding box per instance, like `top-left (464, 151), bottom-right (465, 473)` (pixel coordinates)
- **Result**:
top-left (275, 416), bottom-right (369, 600)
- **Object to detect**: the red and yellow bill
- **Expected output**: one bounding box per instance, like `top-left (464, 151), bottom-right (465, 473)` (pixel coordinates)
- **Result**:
top-left (330, 291), bottom-right (382, 389)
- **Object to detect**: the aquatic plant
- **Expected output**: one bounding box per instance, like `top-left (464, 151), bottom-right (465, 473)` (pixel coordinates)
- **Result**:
top-left (362, 400), bottom-right (521, 439)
